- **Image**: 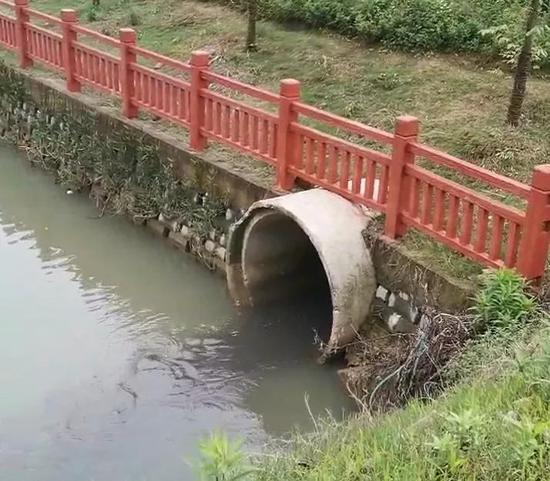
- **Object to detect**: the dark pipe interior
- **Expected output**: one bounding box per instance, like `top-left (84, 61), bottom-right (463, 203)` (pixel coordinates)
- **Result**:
top-left (241, 212), bottom-right (332, 341)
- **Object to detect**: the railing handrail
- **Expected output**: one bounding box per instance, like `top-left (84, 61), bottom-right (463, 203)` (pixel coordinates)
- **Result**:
top-left (130, 45), bottom-right (190, 74)
top-left (405, 163), bottom-right (527, 224)
top-left (202, 70), bottom-right (281, 104)
top-left (73, 40), bottom-right (119, 62)
top-left (27, 8), bottom-right (61, 25)
top-left (26, 21), bottom-right (61, 39)
top-left (0, 0), bottom-right (548, 282)
top-left (293, 101), bottom-right (395, 146)
top-left (72, 23), bottom-right (120, 47)
top-left (409, 142), bottom-right (531, 199)
top-left (0, 0), bottom-right (14, 10)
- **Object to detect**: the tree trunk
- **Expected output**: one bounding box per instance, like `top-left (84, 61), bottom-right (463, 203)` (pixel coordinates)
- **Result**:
top-left (246, 0), bottom-right (257, 52)
top-left (507, 0), bottom-right (541, 126)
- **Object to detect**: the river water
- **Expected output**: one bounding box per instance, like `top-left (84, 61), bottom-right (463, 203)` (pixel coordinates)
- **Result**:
top-left (0, 145), bottom-right (353, 481)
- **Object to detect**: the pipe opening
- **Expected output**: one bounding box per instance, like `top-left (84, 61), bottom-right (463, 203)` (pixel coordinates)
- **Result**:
top-left (227, 189), bottom-right (377, 351)
top-left (241, 211), bottom-right (333, 341)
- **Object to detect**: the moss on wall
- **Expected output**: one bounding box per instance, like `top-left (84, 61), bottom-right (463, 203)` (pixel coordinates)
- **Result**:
top-left (0, 60), bottom-right (227, 239)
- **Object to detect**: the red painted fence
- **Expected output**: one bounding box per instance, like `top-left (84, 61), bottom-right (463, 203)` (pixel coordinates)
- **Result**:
top-left (1, 0), bottom-right (550, 281)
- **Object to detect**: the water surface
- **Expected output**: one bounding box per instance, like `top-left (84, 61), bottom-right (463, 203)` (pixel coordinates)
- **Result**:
top-left (0, 145), bottom-right (353, 481)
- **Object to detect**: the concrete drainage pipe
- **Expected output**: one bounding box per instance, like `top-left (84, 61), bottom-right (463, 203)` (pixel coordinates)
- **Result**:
top-left (226, 189), bottom-right (376, 351)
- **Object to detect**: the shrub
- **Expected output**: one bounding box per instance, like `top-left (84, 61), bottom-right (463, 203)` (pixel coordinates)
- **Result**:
top-left (217, 0), bottom-right (550, 66)
top-left (85, 2), bottom-right (101, 22)
top-left (196, 432), bottom-right (255, 481)
top-left (474, 268), bottom-right (535, 332)
top-left (128, 10), bottom-right (141, 26)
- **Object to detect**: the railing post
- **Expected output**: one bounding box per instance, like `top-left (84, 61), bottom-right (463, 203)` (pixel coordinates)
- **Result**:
top-left (14, 0), bottom-right (31, 68)
top-left (119, 28), bottom-right (138, 119)
top-left (384, 115), bottom-right (420, 239)
top-left (276, 79), bottom-right (301, 191)
top-left (61, 9), bottom-right (80, 93)
top-left (516, 164), bottom-right (550, 282)
top-left (189, 50), bottom-right (210, 151)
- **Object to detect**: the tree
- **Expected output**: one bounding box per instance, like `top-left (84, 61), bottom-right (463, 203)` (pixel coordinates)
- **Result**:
top-left (507, 0), bottom-right (542, 126)
top-left (245, 0), bottom-right (257, 52)
top-left (92, 0), bottom-right (100, 5)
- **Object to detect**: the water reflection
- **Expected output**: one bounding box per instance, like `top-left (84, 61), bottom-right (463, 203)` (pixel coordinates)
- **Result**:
top-left (0, 145), bottom-right (353, 481)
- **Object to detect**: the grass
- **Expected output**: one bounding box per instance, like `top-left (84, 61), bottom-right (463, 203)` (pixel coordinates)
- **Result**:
top-left (13, 0), bottom-right (550, 279)
top-left (402, 230), bottom-right (483, 280)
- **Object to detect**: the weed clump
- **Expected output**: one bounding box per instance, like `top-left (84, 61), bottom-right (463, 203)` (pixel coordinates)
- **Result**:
top-left (474, 268), bottom-right (535, 332)
top-left (195, 432), bottom-right (255, 481)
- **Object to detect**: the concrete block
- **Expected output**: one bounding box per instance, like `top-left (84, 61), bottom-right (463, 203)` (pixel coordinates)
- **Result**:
top-left (147, 219), bottom-right (169, 237)
top-left (212, 255), bottom-right (226, 273)
top-left (180, 224), bottom-right (191, 237)
top-left (169, 219), bottom-right (179, 232)
top-left (376, 285), bottom-right (389, 302)
top-left (387, 312), bottom-right (415, 334)
top-left (410, 305), bottom-right (422, 324)
top-left (225, 208), bottom-right (235, 221)
top-left (168, 231), bottom-right (189, 251)
top-left (215, 246), bottom-right (226, 262)
top-left (204, 240), bottom-right (216, 253)
top-left (419, 314), bottom-right (431, 329)
top-left (157, 213), bottom-right (173, 229)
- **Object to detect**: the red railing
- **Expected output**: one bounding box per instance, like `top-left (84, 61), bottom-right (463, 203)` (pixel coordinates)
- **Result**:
top-left (0, 0), bottom-right (16, 50)
top-left (1, 0), bottom-right (549, 282)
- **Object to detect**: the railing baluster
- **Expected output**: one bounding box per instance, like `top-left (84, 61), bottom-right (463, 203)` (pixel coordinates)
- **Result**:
top-left (489, 215), bottom-right (504, 261)
top-left (327, 146), bottom-right (338, 184)
top-left (276, 79), bottom-right (301, 190)
top-left (365, 159), bottom-right (376, 200)
top-left (433, 187), bottom-right (445, 232)
top-left (421, 183), bottom-right (433, 225)
top-left (339, 151), bottom-right (351, 190)
top-left (506, 222), bottom-right (521, 267)
top-left (15, 0), bottom-right (31, 68)
top-left (385, 116), bottom-right (420, 238)
top-left (460, 201), bottom-right (474, 246)
top-left (446, 195), bottom-right (459, 238)
top-left (475, 207), bottom-right (489, 254)
top-left (352, 154), bottom-right (362, 194)
top-left (61, 10), bottom-right (80, 92)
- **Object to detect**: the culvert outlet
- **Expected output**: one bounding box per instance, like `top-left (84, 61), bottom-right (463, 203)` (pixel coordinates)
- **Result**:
top-left (226, 189), bottom-right (377, 350)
